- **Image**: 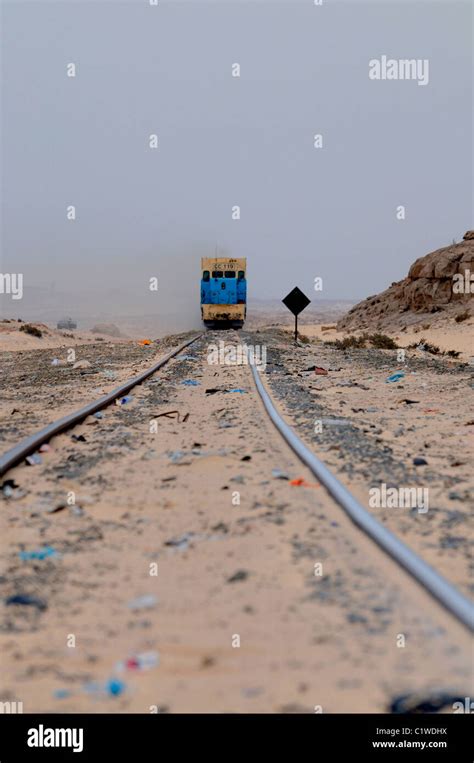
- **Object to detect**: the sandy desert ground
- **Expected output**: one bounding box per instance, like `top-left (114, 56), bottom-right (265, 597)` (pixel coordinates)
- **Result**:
top-left (0, 320), bottom-right (472, 713)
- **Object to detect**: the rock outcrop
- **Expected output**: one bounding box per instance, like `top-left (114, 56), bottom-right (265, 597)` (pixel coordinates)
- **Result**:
top-left (338, 231), bottom-right (473, 331)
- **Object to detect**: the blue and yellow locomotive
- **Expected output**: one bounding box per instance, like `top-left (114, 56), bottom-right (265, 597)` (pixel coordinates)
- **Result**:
top-left (200, 257), bottom-right (247, 328)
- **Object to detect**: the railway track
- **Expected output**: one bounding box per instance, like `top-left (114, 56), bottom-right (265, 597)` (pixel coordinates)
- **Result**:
top-left (1, 331), bottom-right (472, 633)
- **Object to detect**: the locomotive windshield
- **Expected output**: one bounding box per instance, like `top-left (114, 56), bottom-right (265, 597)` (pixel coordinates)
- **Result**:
top-left (212, 270), bottom-right (223, 278)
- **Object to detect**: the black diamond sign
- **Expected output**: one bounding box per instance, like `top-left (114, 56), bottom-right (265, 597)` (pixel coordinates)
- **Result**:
top-left (282, 287), bottom-right (311, 316)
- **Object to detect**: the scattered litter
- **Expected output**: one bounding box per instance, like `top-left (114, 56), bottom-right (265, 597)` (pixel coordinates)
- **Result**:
top-left (2, 479), bottom-right (19, 498)
top-left (26, 453), bottom-right (42, 466)
top-left (168, 450), bottom-right (185, 464)
top-left (227, 569), bottom-right (249, 583)
top-left (128, 594), bottom-right (158, 611)
top-left (165, 533), bottom-right (194, 551)
top-left (139, 339), bottom-right (152, 346)
top-left (386, 371), bottom-right (405, 383)
top-left (38, 443), bottom-right (52, 452)
top-left (115, 395), bottom-right (133, 405)
top-left (54, 688), bottom-right (72, 699)
top-left (6, 594), bottom-right (47, 611)
top-left (51, 358), bottom-right (60, 366)
top-left (272, 469), bottom-right (289, 480)
top-left (413, 457), bottom-right (428, 466)
top-left (71, 434), bottom-right (86, 442)
top-left (181, 379), bottom-right (200, 386)
top-left (390, 692), bottom-right (464, 714)
top-left (72, 360), bottom-right (91, 369)
top-left (115, 651), bottom-right (159, 673)
top-left (93, 411), bottom-right (104, 419)
top-left (106, 678), bottom-right (126, 697)
top-left (227, 388), bottom-right (247, 394)
top-left (19, 545), bottom-right (58, 561)
top-left (47, 504), bottom-right (67, 514)
top-left (153, 410), bottom-right (181, 422)
top-left (178, 355), bottom-right (197, 361)
top-left (289, 478), bottom-right (320, 488)
top-left (314, 367), bottom-right (328, 376)
top-left (205, 388), bottom-right (220, 395)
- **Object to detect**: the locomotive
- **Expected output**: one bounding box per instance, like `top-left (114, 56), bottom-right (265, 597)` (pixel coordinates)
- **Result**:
top-left (200, 257), bottom-right (247, 328)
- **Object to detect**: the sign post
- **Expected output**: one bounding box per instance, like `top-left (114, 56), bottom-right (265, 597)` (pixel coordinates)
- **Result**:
top-left (282, 287), bottom-right (311, 344)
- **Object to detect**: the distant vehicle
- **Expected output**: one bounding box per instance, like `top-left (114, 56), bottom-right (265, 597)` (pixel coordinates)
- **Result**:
top-left (200, 257), bottom-right (247, 328)
top-left (57, 317), bottom-right (77, 330)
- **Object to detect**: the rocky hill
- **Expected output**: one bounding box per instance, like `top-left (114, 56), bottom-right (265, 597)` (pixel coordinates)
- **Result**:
top-left (338, 231), bottom-right (473, 331)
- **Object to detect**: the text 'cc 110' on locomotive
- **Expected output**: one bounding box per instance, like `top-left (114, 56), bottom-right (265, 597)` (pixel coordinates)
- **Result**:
top-left (200, 257), bottom-right (247, 328)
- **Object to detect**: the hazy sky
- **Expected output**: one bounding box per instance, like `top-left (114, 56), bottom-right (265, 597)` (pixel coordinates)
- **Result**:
top-left (1, 0), bottom-right (472, 310)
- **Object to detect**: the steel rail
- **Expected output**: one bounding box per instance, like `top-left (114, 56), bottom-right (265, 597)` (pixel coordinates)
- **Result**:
top-left (250, 362), bottom-right (473, 631)
top-left (0, 334), bottom-right (203, 478)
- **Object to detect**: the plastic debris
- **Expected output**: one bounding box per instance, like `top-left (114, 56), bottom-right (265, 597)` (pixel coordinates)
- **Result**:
top-left (386, 371), bottom-right (405, 383)
top-left (314, 367), bottom-right (328, 376)
top-left (51, 358), bottom-right (60, 366)
top-left (38, 443), bottom-right (52, 452)
top-left (413, 457), bottom-right (428, 466)
top-left (71, 434), bottom-right (86, 442)
top-left (115, 651), bottom-right (159, 673)
top-left (139, 339), bottom-right (152, 346)
top-left (179, 354), bottom-right (197, 361)
top-left (72, 360), bottom-right (91, 369)
top-left (6, 594), bottom-right (47, 611)
top-left (272, 468), bottom-right (289, 480)
top-left (106, 678), bottom-right (126, 697)
top-left (26, 453), bottom-right (42, 466)
top-left (93, 411), bottom-right (104, 419)
top-left (181, 379), bottom-right (200, 386)
top-left (2, 479), bottom-right (19, 498)
top-left (19, 545), bottom-right (58, 561)
top-left (289, 478), bottom-right (320, 488)
top-left (54, 688), bottom-right (72, 699)
top-left (128, 594), bottom-right (158, 611)
top-left (226, 388), bottom-right (247, 394)
top-left (165, 533), bottom-right (194, 551)
top-left (115, 395), bottom-right (133, 405)
top-left (168, 450), bottom-right (185, 463)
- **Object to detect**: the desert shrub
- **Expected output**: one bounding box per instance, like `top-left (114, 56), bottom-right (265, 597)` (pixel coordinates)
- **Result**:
top-left (369, 333), bottom-right (398, 350)
top-left (329, 332), bottom-right (397, 350)
top-left (19, 324), bottom-right (42, 338)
